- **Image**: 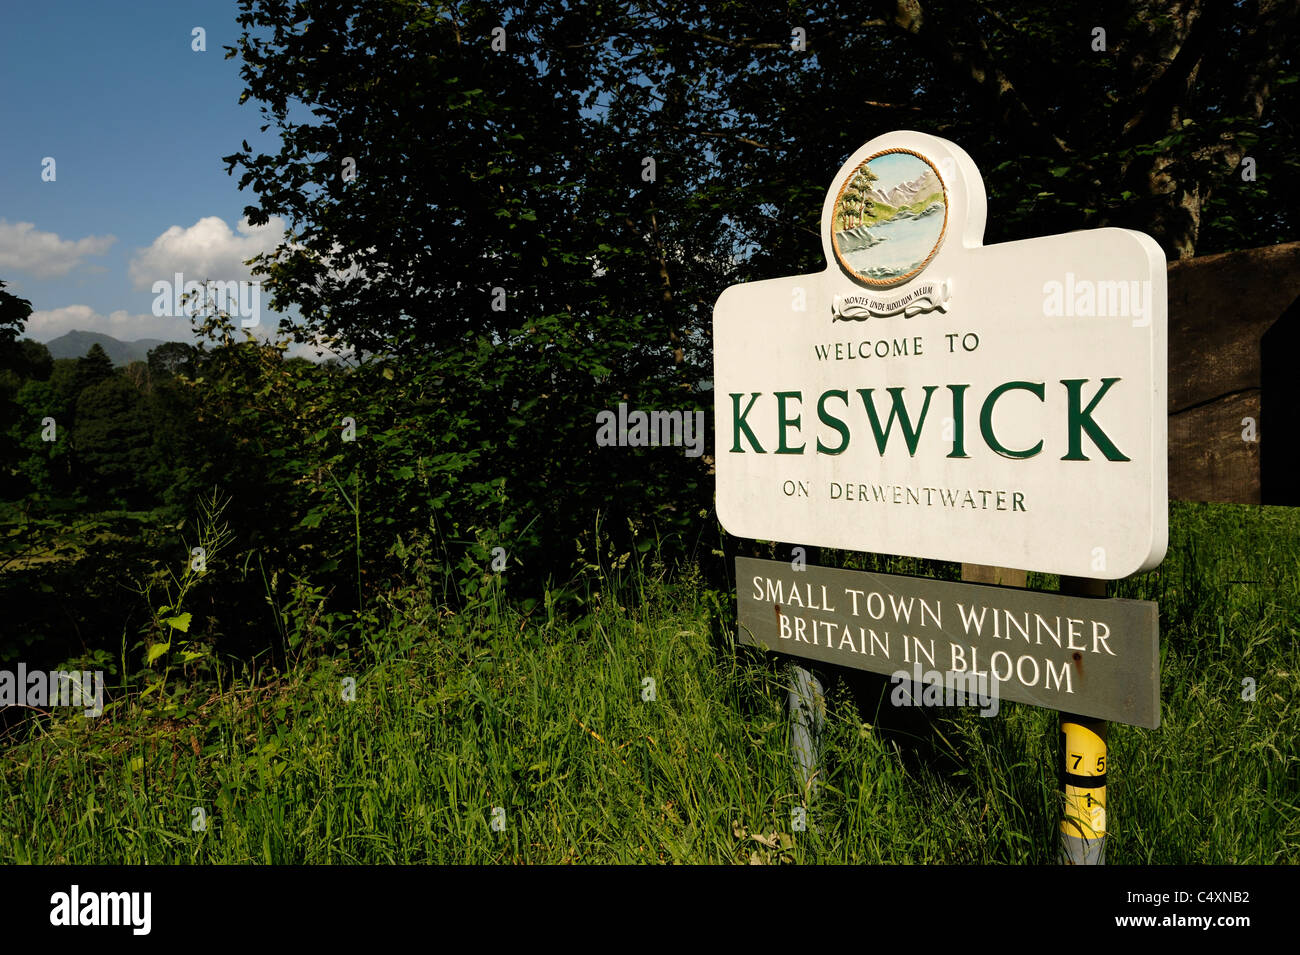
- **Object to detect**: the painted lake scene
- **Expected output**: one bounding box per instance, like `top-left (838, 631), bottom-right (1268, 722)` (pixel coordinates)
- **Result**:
top-left (832, 150), bottom-right (947, 284)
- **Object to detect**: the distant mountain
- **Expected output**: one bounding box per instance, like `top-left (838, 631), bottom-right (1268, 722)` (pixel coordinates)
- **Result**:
top-left (43, 330), bottom-right (179, 366)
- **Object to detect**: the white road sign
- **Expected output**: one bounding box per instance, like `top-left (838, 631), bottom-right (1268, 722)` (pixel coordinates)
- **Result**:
top-left (713, 130), bottom-right (1167, 578)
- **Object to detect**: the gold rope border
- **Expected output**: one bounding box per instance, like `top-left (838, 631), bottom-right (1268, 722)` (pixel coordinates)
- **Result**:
top-left (830, 147), bottom-right (950, 288)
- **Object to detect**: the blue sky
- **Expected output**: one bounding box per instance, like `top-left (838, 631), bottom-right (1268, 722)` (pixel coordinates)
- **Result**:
top-left (0, 0), bottom-right (290, 345)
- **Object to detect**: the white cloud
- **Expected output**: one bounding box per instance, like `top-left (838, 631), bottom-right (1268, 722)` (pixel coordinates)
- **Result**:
top-left (25, 305), bottom-right (199, 344)
top-left (128, 215), bottom-right (288, 289)
top-left (0, 220), bottom-right (116, 278)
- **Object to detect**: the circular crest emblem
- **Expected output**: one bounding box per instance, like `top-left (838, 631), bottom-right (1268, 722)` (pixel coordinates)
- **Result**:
top-left (831, 149), bottom-right (948, 287)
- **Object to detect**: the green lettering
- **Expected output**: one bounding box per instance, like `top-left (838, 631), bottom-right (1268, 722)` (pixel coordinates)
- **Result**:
top-left (857, 386), bottom-right (937, 456)
top-left (947, 384), bottom-right (970, 458)
top-left (980, 381), bottom-right (1045, 459)
top-left (775, 391), bottom-right (805, 454)
top-left (816, 390), bottom-right (850, 454)
top-left (730, 392), bottom-right (765, 453)
top-left (1061, 378), bottom-right (1129, 461)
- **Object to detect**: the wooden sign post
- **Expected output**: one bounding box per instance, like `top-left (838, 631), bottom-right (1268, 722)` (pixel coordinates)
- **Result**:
top-left (714, 130), bottom-right (1168, 863)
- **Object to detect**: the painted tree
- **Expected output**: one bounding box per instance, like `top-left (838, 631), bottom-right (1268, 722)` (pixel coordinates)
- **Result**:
top-left (841, 166), bottom-right (879, 229)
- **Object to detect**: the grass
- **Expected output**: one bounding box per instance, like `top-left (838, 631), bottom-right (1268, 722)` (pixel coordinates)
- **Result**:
top-left (0, 501), bottom-right (1296, 863)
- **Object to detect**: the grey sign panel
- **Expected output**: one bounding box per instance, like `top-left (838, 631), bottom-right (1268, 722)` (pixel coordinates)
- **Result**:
top-left (736, 557), bottom-right (1160, 728)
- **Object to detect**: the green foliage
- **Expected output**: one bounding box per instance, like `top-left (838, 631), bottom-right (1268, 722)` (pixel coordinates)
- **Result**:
top-left (3, 0), bottom-right (1298, 716)
top-left (73, 344), bottom-right (114, 394)
top-left (0, 281), bottom-right (43, 499)
top-left (0, 502), bottom-right (1295, 863)
top-left (0, 280), bottom-right (32, 348)
top-left (6, 364), bottom-right (78, 499)
top-left (214, 0), bottom-right (732, 596)
top-left (74, 376), bottom-right (155, 508)
top-left (133, 488), bottom-right (234, 702)
top-left (147, 342), bottom-right (197, 381)
top-left (194, 0), bottom-right (1300, 629)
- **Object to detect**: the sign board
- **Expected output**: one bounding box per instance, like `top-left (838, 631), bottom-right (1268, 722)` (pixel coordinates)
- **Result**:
top-left (736, 557), bottom-right (1160, 728)
top-left (713, 131), bottom-right (1168, 579)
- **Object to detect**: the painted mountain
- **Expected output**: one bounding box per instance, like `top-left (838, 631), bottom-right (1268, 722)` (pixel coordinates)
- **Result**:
top-left (861, 167), bottom-right (943, 227)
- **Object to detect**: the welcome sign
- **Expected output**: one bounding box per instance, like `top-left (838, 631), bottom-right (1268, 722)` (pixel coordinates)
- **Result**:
top-left (713, 131), bottom-right (1168, 579)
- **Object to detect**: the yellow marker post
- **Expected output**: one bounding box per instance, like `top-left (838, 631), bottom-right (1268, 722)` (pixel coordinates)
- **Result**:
top-left (1059, 575), bottom-right (1108, 865)
top-left (1060, 714), bottom-right (1107, 864)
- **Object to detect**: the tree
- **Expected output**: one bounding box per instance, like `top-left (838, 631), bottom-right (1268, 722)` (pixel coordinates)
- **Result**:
top-left (0, 280), bottom-right (32, 350)
top-left (0, 281), bottom-right (39, 497)
top-left (224, 0), bottom-right (1298, 342)
top-left (74, 376), bottom-right (156, 508)
top-left (217, 0), bottom-right (1299, 596)
top-left (13, 340), bottom-right (52, 382)
top-left (220, 0), bottom-right (729, 592)
top-left (73, 344), bottom-right (115, 395)
top-left (147, 342), bottom-right (197, 380)
top-left (885, 0), bottom-right (1299, 259)
top-left (8, 377), bottom-right (76, 498)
